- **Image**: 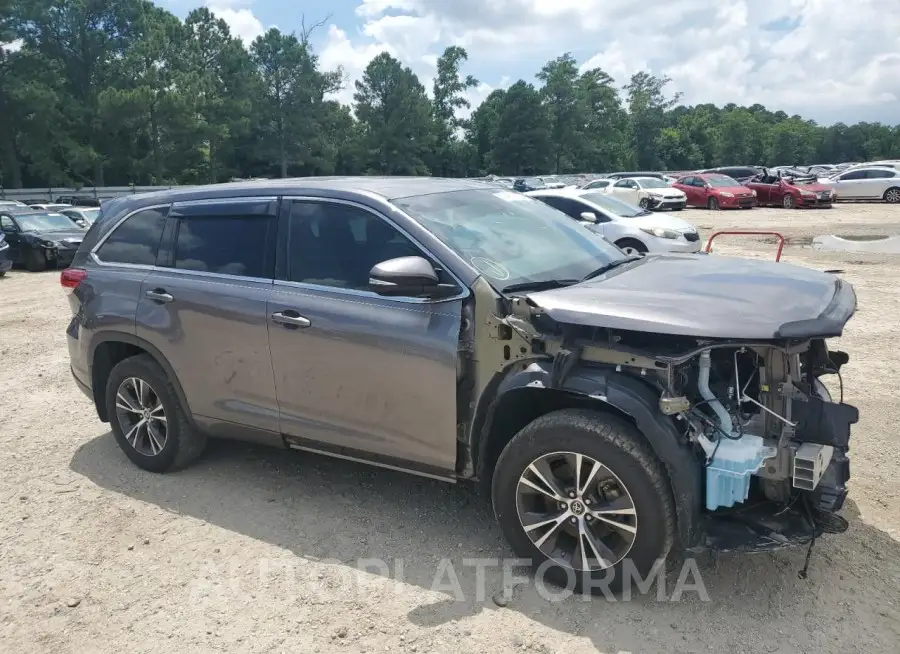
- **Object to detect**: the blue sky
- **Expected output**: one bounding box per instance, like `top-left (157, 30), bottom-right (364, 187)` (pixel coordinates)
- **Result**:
top-left (162, 1), bottom-right (900, 126)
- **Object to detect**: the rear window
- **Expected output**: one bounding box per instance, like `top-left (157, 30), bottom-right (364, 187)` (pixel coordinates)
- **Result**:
top-left (95, 207), bottom-right (168, 266)
top-left (174, 215), bottom-right (271, 278)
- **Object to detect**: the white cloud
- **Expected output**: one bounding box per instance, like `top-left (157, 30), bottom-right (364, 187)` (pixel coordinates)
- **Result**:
top-left (205, 1), bottom-right (266, 45)
top-left (319, 0), bottom-right (900, 124)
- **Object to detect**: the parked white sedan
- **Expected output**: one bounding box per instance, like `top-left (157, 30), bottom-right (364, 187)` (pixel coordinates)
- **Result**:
top-left (828, 166), bottom-right (900, 203)
top-left (603, 176), bottom-right (687, 210)
top-left (526, 188), bottom-right (701, 255)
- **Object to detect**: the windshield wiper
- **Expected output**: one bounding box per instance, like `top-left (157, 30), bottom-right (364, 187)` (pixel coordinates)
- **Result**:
top-left (501, 279), bottom-right (579, 294)
top-left (580, 255), bottom-right (643, 282)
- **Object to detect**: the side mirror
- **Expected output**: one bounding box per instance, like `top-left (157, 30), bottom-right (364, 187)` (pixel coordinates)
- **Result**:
top-left (579, 211), bottom-right (598, 223)
top-left (369, 256), bottom-right (459, 299)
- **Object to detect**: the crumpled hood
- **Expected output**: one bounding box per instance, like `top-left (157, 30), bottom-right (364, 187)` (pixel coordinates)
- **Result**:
top-left (22, 228), bottom-right (86, 244)
top-left (524, 253), bottom-right (857, 340)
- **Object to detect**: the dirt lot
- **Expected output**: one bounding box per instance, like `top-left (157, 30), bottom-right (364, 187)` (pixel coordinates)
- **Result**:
top-left (1, 204), bottom-right (899, 653)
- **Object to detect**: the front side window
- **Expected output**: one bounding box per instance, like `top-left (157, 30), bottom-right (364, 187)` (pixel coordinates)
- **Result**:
top-left (393, 189), bottom-right (625, 290)
top-left (1, 215), bottom-right (16, 231)
top-left (285, 200), bottom-right (423, 290)
top-left (173, 213), bottom-right (271, 278)
top-left (614, 179), bottom-right (634, 188)
top-left (839, 170), bottom-right (866, 181)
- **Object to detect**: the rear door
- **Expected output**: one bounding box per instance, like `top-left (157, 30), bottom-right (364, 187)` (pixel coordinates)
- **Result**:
top-left (864, 169), bottom-right (896, 198)
top-left (833, 169), bottom-right (867, 199)
top-left (135, 197), bottom-right (280, 436)
top-left (266, 197), bottom-right (464, 475)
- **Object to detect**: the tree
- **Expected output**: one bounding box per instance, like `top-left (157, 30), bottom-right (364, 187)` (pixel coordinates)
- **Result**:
top-left (431, 45), bottom-right (478, 176)
top-left (576, 67), bottom-right (629, 171)
top-left (537, 53), bottom-right (582, 173)
top-left (624, 72), bottom-right (681, 169)
top-left (353, 52), bottom-right (435, 175)
top-left (490, 81), bottom-right (551, 175)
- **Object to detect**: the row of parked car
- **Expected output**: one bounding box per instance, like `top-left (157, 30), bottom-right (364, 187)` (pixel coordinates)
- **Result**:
top-left (0, 198), bottom-right (100, 274)
top-left (497, 161), bottom-right (900, 209)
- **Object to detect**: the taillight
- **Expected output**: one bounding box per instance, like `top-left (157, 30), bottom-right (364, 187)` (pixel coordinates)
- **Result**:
top-left (61, 267), bottom-right (87, 290)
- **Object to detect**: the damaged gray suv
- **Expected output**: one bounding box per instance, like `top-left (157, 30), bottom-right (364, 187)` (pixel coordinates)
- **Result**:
top-left (64, 178), bottom-right (858, 592)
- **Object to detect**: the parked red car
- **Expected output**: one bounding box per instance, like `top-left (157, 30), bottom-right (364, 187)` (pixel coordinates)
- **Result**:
top-left (672, 173), bottom-right (757, 209)
top-left (745, 169), bottom-right (834, 209)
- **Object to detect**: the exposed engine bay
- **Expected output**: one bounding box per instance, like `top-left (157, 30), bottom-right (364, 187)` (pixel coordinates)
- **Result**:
top-left (656, 340), bottom-right (856, 514)
top-left (495, 289), bottom-right (859, 555)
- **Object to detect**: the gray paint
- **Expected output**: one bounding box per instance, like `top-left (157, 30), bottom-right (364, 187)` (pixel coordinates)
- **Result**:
top-left (524, 253), bottom-right (855, 339)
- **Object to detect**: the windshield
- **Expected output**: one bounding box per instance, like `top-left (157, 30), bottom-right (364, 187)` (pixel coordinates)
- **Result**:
top-left (526, 177), bottom-right (546, 188)
top-left (393, 189), bottom-right (626, 291)
top-left (706, 175), bottom-right (740, 187)
top-left (581, 192), bottom-right (647, 217)
top-left (541, 176), bottom-right (560, 184)
top-left (638, 178), bottom-right (669, 189)
top-left (81, 208), bottom-right (101, 223)
top-left (16, 212), bottom-right (77, 232)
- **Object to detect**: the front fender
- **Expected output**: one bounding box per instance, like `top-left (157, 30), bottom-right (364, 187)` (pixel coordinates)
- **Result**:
top-left (486, 361), bottom-right (702, 549)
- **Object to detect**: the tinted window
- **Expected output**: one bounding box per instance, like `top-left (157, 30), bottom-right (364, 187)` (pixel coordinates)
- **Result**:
top-left (174, 213), bottom-right (272, 278)
top-left (1, 215), bottom-right (15, 231)
top-left (537, 196), bottom-right (580, 218)
top-left (866, 169), bottom-right (895, 179)
top-left (839, 170), bottom-right (866, 180)
top-left (96, 207), bottom-right (168, 265)
top-left (286, 200), bottom-right (423, 290)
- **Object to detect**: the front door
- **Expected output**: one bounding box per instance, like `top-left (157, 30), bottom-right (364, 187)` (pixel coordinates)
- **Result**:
top-left (267, 198), bottom-right (463, 475)
top-left (135, 197), bottom-right (281, 435)
top-left (611, 179), bottom-right (639, 204)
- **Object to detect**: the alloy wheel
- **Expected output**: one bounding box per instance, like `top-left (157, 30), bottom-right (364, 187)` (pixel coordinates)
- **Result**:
top-left (886, 188), bottom-right (900, 204)
top-left (783, 195), bottom-right (795, 209)
top-left (115, 377), bottom-right (168, 456)
top-left (515, 451), bottom-right (638, 571)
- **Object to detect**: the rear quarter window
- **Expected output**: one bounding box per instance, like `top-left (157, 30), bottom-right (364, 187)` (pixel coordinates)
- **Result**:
top-left (95, 207), bottom-right (169, 266)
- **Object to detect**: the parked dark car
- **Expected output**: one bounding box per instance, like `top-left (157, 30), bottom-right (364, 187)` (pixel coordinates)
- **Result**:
top-left (0, 232), bottom-right (11, 276)
top-left (512, 177), bottom-right (546, 192)
top-left (0, 210), bottom-right (86, 271)
top-left (56, 195), bottom-right (104, 207)
top-left (63, 177), bottom-right (858, 593)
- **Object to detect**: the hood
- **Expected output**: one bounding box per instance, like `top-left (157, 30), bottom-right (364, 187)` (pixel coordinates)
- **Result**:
top-left (715, 185), bottom-right (754, 195)
top-left (22, 228), bottom-right (86, 243)
top-left (524, 253), bottom-right (856, 340)
top-left (647, 188), bottom-right (685, 198)
top-left (790, 180), bottom-right (832, 192)
top-left (626, 212), bottom-right (697, 232)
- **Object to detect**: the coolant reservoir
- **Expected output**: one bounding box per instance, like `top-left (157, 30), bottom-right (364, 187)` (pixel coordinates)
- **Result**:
top-left (705, 435), bottom-right (777, 511)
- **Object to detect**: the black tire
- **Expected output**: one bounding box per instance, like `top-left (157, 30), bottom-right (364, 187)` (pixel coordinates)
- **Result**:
top-left (638, 197), bottom-right (651, 209)
top-left (105, 353), bottom-right (207, 473)
top-left (707, 197), bottom-right (719, 210)
top-left (24, 249), bottom-right (47, 272)
top-left (782, 194), bottom-right (796, 209)
top-left (884, 187), bottom-right (900, 204)
top-left (492, 409), bottom-right (675, 595)
top-left (614, 238), bottom-right (648, 256)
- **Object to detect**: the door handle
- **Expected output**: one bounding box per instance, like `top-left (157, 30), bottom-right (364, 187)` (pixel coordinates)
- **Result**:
top-left (272, 311), bottom-right (311, 329)
top-left (145, 289), bottom-right (174, 303)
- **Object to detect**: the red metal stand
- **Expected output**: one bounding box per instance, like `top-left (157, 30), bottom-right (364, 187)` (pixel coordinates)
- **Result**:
top-left (705, 230), bottom-right (786, 262)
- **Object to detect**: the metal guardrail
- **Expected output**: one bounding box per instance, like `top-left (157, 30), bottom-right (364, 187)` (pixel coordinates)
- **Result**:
top-left (0, 185), bottom-right (183, 202)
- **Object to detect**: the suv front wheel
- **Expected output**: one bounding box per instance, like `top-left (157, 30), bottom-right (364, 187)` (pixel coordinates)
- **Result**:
top-left (105, 354), bottom-right (207, 472)
top-left (492, 409), bottom-right (675, 594)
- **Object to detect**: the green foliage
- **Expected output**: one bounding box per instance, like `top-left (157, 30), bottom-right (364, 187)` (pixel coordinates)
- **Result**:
top-left (1, 0), bottom-right (898, 188)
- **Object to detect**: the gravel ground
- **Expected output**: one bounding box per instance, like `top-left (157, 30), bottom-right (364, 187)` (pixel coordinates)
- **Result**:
top-left (1, 204), bottom-right (899, 653)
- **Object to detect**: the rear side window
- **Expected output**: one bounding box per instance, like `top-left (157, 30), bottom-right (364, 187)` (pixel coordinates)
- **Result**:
top-left (866, 169), bottom-right (895, 179)
top-left (96, 207), bottom-right (168, 266)
top-left (174, 214), bottom-right (272, 278)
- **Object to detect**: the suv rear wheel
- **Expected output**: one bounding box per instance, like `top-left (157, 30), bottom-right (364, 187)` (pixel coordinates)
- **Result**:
top-left (492, 409), bottom-right (675, 594)
top-left (105, 354), bottom-right (207, 472)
